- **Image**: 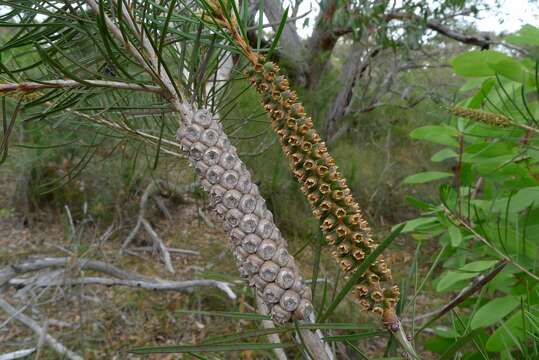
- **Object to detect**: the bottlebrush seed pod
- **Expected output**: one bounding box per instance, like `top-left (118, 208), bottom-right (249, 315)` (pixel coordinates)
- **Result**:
top-left (176, 108), bottom-right (312, 323)
top-left (450, 106), bottom-right (510, 127)
top-left (243, 55), bottom-right (401, 324)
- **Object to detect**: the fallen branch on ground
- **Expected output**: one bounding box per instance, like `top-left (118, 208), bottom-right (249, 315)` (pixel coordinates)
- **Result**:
top-left (0, 298), bottom-right (83, 360)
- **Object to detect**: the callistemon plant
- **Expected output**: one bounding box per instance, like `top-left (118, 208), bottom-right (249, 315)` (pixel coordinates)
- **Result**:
top-left (177, 106), bottom-right (313, 323)
top-left (201, 1), bottom-right (401, 330)
top-left (450, 106), bottom-right (510, 127)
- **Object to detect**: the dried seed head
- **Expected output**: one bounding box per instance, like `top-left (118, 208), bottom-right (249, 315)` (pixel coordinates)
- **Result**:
top-left (260, 261), bottom-right (280, 282)
top-left (280, 290), bottom-right (300, 311)
top-left (263, 283), bottom-right (285, 303)
top-left (271, 304), bottom-right (291, 323)
top-left (223, 189), bottom-right (242, 209)
top-left (275, 267), bottom-right (295, 289)
top-left (240, 213), bottom-right (258, 233)
top-left (257, 239), bottom-right (277, 260)
top-left (244, 254), bottom-right (264, 274)
top-left (242, 233), bottom-right (262, 253)
top-left (371, 291), bottom-right (384, 302)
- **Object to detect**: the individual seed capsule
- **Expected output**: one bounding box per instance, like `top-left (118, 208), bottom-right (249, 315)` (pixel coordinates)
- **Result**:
top-left (319, 182), bottom-right (331, 194)
top-left (225, 208), bottom-right (243, 227)
top-left (209, 185), bottom-right (227, 204)
top-left (256, 219), bottom-right (273, 239)
top-left (193, 109), bottom-right (213, 127)
top-left (242, 233), bottom-right (262, 253)
top-left (263, 283), bottom-right (285, 303)
top-left (271, 304), bottom-right (291, 323)
top-left (200, 128), bottom-right (219, 146)
top-left (200, 179), bottom-right (212, 192)
top-left (372, 306), bottom-right (384, 316)
top-left (337, 241), bottom-right (352, 255)
top-left (336, 224), bottom-right (350, 238)
top-left (203, 147), bottom-right (221, 165)
top-left (358, 299), bottom-right (371, 311)
top-left (275, 268), bottom-right (295, 289)
top-left (239, 194), bottom-right (257, 214)
top-left (206, 165), bottom-right (225, 184)
top-left (368, 273), bottom-right (380, 285)
top-left (229, 228), bottom-right (245, 246)
top-left (249, 274), bottom-right (268, 290)
top-left (371, 291), bottom-right (384, 302)
top-left (340, 258), bottom-right (354, 272)
top-left (257, 239), bottom-right (277, 260)
top-left (272, 248), bottom-right (289, 267)
top-left (185, 124), bottom-right (203, 142)
top-left (189, 142), bottom-right (207, 161)
top-left (244, 254), bottom-right (264, 274)
top-left (236, 174), bottom-right (252, 193)
top-left (219, 151), bottom-right (236, 170)
top-left (223, 189), bottom-right (242, 209)
top-left (280, 290), bottom-right (300, 311)
top-left (220, 170), bottom-right (239, 189)
top-left (259, 261), bottom-right (280, 282)
top-left (356, 285), bottom-right (369, 297)
top-left (293, 299), bottom-right (313, 320)
top-left (240, 213), bottom-right (258, 233)
top-left (302, 286), bottom-right (312, 301)
top-left (352, 248), bottom-right (365, 261)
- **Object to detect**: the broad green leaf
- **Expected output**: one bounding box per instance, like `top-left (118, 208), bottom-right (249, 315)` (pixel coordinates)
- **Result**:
top-left (492, 187), bottom-right (539, 213)
top-left (471, 296), bottom-right (520, 329)
top-left (410, 125), bottom-right (459, 147)
top-left (431, 148), bottom-right (458, 162)
top-left (486, 310), bottom-right (526, 352)
top-left (488, 58), bottom-right (528, 83)
top-left (448, 225), bottom-right (463, 247)
top-left (401, 217), bottom-right (439, 233)
top-left (506, 24), bottom-right (539, 46)
top-left (404, 171), bottom-right (454, 184)
top-left (451, 50), bottom-right (512, 77)
top-left (436, 260), bottom-right (497, 292)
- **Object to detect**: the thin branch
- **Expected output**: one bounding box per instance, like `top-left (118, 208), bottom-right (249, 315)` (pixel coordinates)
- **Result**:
top-left (9, 276), bottom-right (236, 300)
top-left (412, 259), bottom-right (508, 335)
top-left (256, 295), bottom-right (289, 360)
top-left (0, 298), bottom-right (83, 360)
top-left (0, 80), bottom-right (163, 94)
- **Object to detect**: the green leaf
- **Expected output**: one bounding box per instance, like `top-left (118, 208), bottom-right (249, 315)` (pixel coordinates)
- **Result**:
top-left (130, 342), bottom-right (294, 354)
top-left (400, 217), bottom-right (439, 233)
top-left (486, 310), bottom-right (526, 352)
top-left (506, 24), bottom-right (539, 46)
top-left (404, 171), bottom-right (454, 184)
top-left (448, 225), bottom-right (463, 247)
top-left (431, 148), bottom-right (458, 162)
top-left (470, 296), bottom-right (520, 330)
top-left (488, 58), bottom-right (528, 83)
top-left (436, 260), bottom-right (497, 292)
top-left (451, 50), bottom-right (512, 77)
top-left (410, 125), bottom-right (459, 147)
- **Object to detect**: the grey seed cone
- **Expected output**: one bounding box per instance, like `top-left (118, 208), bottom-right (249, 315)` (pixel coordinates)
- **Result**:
top-left (176, 107), bottom-right (313, 323)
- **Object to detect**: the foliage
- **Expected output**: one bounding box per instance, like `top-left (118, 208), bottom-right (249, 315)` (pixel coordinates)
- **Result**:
top-left (404, 24), bottom-right (539, 357)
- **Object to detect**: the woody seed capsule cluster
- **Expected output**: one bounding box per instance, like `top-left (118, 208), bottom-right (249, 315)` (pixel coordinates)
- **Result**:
top-left (245, 56), bottom-right (400, 325)
top-left (451, 106), bottom-right (510, 127)
top-left (176, 107), bottom-right (313, 323)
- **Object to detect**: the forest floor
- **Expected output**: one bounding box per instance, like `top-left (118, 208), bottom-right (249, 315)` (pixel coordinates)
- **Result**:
top-left (0, 169), bottom-right (442, 359)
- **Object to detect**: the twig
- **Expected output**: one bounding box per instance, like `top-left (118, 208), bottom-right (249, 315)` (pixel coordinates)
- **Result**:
top-left (0, 349), bottom-right (36, 360)
top-left (141, 218), bottom-right (175, 274)
top-left (0, 79), bottom-right (162, 94)
top-left (9, 276), bottom-right (236, 300)
top-left (131, 246), bottom-right (199, 256)
top-left (0, 298), bottom-right (83, 360)
top-left (413, 258), bottom-right (508, 336)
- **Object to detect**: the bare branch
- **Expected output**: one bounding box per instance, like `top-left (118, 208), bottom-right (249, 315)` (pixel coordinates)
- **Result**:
top-left (0, 298), bottom-right (83, 360)
top-left (9, 276), bottom-right (237, 300)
